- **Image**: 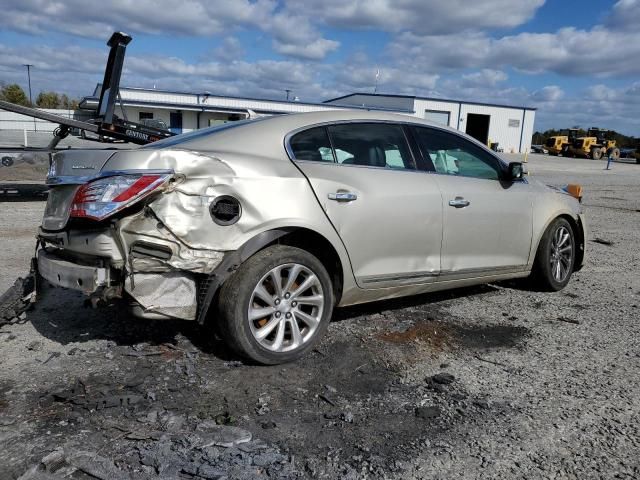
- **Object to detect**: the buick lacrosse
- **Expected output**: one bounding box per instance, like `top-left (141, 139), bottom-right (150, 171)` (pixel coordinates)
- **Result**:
top-left (37, 110), bottom-right (586, 364)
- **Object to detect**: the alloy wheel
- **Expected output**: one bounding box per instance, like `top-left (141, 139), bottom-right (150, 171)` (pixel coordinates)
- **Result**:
top-left (550, 226), bottom-right (573, 282)
top-left (248, 263), bottom-right (325, 353)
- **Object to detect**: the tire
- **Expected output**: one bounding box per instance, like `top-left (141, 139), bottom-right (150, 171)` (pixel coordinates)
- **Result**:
top-left (591, 148), bottom-right (602, 160)
top-left (1, 156), bottom-right (14, 167)
top-left (216, 245), bottom-right (334, 365)
top-left (530, 218), bottom-right (576, 292)
top-left (607, 148), bottom-right (620, 160)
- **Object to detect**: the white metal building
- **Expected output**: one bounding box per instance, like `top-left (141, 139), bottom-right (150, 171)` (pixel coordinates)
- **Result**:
top-left (76, 87), bottom-right (536, 153)
top-left (324, 93), bottom-right (536, 154)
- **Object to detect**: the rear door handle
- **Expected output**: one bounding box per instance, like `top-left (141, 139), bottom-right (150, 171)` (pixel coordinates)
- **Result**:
top-left (328, 192), bottom-right (357, 202)
top-left (448, 197), bottom-right (470, 208)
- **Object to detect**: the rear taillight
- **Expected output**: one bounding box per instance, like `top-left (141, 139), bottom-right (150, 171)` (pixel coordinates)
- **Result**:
top-left (70, 174), bottom-right (170, 220)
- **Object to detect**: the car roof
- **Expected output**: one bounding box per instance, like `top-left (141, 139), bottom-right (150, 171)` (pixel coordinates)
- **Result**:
top-left (148, 109), bottom-right (483, 160)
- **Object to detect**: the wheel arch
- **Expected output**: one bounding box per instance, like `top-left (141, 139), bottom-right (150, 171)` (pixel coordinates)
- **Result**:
top-left (531, 213), bottom-right (584, 270)
top-left (197, 226), bottom-right (345, 324)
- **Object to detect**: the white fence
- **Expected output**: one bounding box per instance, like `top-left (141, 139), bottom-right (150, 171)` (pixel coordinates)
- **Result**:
top-left (0, 108), bottom-right (92, 133)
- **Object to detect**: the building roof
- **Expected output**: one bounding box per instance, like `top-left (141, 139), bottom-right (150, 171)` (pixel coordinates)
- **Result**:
top-left (323, 92), bottom-right (537, 111)
top-left (82, 85), bottom-right (415, 114)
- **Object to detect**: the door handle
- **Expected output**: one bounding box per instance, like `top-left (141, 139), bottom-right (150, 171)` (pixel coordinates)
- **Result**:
top-left (328, 192), bottom-right (357, 202)
top-left (448, 197), bottom-right (470, 208)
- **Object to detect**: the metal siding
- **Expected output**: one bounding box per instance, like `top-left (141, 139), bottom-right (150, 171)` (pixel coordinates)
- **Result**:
top-left (325, 94), bottom-right (414, 110)
top-left (521, 110), bottom-right (536, 154)
top-left (459, 104), bottom-right (525, 153)
top-left (413, 99), bottom-right (458, 127)
top-left (91, 88), bottom-right (537, 150)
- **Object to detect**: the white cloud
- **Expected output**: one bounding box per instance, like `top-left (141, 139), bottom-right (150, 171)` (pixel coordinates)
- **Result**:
top-left (284, 0), bottom-right (545, 34)
top-left (267, 13), bottom-right (340, 60)
top-left (531, 85), bottom-right (564, 102)
top-left (460, 69), bottom-right (508, 88)
top-left (388, 25), bottom-right (640, 76)
top-left (0, 0), bottom-right (339, 61)
top-left (606, 0), bottom-right (640, 30)
top-left (214, 37), bottom-right (246, 62)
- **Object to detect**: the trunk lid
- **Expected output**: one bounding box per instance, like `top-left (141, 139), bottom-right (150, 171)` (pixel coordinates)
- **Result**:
top-left (42, 150), bottom-right (119, 231)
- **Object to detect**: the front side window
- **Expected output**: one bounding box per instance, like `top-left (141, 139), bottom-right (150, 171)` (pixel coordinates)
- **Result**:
top-left (413, 127), bottom-right (502, 180)
top-left (327, 123), bottom-right (415, 170)
top-left (289, 127), bottom-right (334, 162)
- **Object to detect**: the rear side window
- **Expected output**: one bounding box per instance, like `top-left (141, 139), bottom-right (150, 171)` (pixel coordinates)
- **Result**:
top-left (412, 127), bottom-right (502, 180)
top-left (289, 127), bottom-right (334, 162)
top-left (327, 123), bottom-right (415, 170)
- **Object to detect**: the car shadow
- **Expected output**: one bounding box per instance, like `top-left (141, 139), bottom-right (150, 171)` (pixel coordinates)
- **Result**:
top-left (333, 283), bottom-right (499, 322)
top-left (27, 285), bottom-right (237, 360)
top-left (27, 280), bottom-right (516, 360)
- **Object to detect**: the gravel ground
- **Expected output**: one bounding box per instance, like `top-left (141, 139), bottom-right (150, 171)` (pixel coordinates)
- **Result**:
top-left (0, 154), bottom-right (639, 479)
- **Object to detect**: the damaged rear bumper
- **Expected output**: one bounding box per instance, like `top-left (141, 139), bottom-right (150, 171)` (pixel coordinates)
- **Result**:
top-left (36, 221), bottom-right (227, 321)
top-left (38, 250), bottom-right (110, 293)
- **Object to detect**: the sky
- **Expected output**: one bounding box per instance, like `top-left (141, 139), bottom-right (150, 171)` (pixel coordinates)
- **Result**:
top-left (0, 0), bottom-right (639, 135)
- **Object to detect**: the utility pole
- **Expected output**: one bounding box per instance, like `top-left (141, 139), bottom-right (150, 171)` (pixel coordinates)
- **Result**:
top-left (23, 64), bottom-right (34, 105)
top-left (285, 89), bottom-right (292, 101)
top-left (23, 64), bottom-right (36, 131)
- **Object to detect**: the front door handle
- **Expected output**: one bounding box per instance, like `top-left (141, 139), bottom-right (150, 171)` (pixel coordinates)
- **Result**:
top-left (328, 192), bottom-right (357, 202)
top-left (448, 197), bottom-right (470, 208)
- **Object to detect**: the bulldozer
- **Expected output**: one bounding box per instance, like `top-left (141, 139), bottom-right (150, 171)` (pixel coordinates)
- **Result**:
top-left (544, 128), bottom-right (579, 156)
top-left (566, 128), bottom-right (620, 160)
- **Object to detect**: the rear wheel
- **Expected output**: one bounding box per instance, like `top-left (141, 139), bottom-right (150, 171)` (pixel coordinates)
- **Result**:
top-left (217, 245), bottom-right (334, 364)
top-left (530, 218), bottom-right (576, 291)
top-left (607, 147), bottom-right (620, 160)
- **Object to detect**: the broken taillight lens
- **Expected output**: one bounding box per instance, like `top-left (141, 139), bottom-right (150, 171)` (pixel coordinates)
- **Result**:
top-left (70, 174), bottom-right (170, 220)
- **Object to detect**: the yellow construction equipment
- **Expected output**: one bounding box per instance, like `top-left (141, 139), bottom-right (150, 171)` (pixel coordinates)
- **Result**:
top-left (544, 129), bottom-right (578, 156)
top-left (567, 128), bottom-right (620, 160)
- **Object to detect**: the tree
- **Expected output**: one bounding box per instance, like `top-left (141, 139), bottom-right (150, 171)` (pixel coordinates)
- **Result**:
top-left (36, 91), bottom-right (61, 108)
top-left (0, 84), bottom-right (30, 106)
top-left (60, 94), bottom-right (79, 110)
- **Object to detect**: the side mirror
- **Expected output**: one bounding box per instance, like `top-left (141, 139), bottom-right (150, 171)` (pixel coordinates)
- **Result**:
top-left (506, 162), bottom-right (524, 181)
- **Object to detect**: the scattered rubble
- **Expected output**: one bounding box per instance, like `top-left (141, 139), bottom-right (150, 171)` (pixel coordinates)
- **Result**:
top-left (0, 275), bottom-right (35, 327)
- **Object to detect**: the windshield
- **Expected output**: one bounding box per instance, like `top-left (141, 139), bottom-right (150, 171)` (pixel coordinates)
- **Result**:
top-left (141, 117), bottom-right (262, 149)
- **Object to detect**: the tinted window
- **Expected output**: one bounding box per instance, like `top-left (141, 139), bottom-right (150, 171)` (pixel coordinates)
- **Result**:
top-left (327, 123), bottom-right (414, 170)
top-left (289, 127), bottom-right (334, 162)
top-left (413, 127), bottom-right (502, 180)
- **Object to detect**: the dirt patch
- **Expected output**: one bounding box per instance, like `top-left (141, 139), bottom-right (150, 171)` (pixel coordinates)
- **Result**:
top-left (377, 319), bottom-right (529, 352)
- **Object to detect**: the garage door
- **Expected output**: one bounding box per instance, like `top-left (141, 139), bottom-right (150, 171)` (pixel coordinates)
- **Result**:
top-left (424, 109), bottom-right (451, 126)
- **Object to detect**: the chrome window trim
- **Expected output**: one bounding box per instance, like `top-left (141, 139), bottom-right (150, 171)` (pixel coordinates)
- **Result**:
top-left (286, 120), bottom-right (418, 171)
top-left (284, 119), bottom-right (510, 173)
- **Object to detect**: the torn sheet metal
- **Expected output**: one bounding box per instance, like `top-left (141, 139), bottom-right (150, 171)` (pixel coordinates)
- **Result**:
top-left (125, 272), bottom-right (197, 320)
top-left (118, 211), bottom-right (225, 274)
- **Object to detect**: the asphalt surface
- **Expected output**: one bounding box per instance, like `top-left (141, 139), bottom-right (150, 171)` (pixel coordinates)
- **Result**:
top-left (0, 153), bottom-right (639, 479)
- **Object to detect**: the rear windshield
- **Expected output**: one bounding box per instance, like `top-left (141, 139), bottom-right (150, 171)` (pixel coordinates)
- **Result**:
top-left (141, 118), bottom-right (262, 149)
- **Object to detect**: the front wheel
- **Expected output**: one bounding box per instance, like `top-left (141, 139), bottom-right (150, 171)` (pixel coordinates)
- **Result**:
top-left (530, 218), bottom-right (576, 291)
top-left (216, 245), bottom-right (334, 364)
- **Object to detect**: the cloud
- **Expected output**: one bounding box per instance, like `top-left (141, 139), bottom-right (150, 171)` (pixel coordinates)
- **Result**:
top-left (213, 37), bottom-right (246, 62)
top-left (531, 85), bottom-right (564, 102)
top-left (387, 25), bottom-right (640, 77)
top-left (606, 0), bottom-right (640, 31)
top-left (267, 13), bottom-right (340, 60)
top-left (0, 0), bottom-right (339, 61)
top-left (284, 0), bottom-right (545, 34)
top-left (460, 69), bottom-right (508, 88)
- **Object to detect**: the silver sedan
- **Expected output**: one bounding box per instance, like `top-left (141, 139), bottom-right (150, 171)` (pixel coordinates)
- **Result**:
top-left (37, 110), bottom-right (586, 364)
